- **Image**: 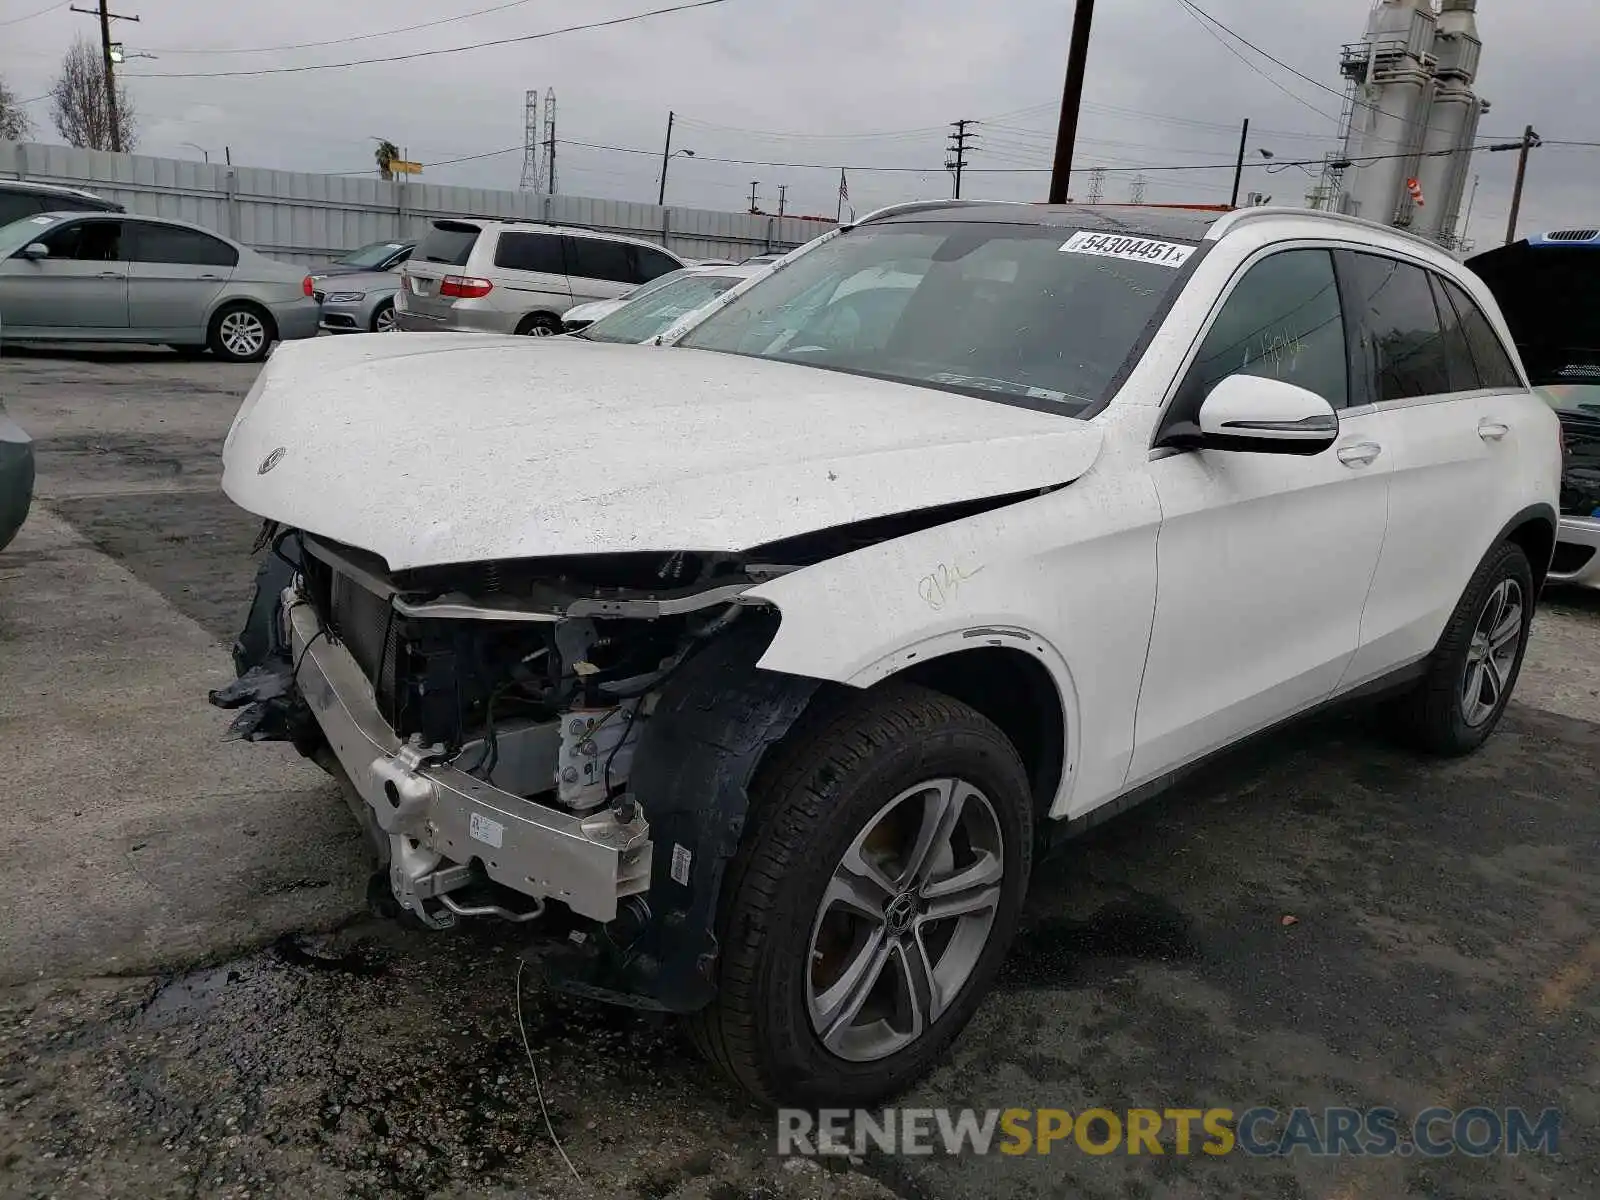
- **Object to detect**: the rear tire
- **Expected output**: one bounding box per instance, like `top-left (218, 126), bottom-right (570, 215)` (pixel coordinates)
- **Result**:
top-left (514, 312), bottom-right (562, 337)
top-left (688, 684), bottom-right (1033, 1107)
top-left (208, 303), bottom-right (276, 363)
top-left (1388, 541), bottom-right (1534, 756)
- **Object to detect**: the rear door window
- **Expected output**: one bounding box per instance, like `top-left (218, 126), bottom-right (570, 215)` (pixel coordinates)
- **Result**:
top-left (127, 222), bottom-right (239, 267)
top-left (1341, 253), bottom-right (1451, 401)
top-left (494, 231), bottom-right (565, 274)
top-left (1437, 276), bottom-right (1523, 389)
top-left (564, 236), bottom-right (634, 284)
top-left (1427, 271), bottom-right (1479, 392)
top-left (633, 246), bottom-right (682, 283)
top-left (416, 222), bottom-right (480, 266)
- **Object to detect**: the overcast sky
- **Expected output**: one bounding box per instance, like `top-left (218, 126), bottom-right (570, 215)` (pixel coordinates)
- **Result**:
top-left (2, 0), bottom-right (1596, 249)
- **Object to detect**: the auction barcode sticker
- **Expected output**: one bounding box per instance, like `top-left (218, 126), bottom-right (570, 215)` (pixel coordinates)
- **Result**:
top-left (1059, 231), bottom-right (1195, 267)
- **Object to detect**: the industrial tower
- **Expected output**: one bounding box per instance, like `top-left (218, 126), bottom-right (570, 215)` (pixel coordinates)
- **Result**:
top-left (520, 89), bottom-right (542, 191)
top-left (1325, 0), bottom-right (1486, 246)
top-left (518, 88), bottom-right (558, 193)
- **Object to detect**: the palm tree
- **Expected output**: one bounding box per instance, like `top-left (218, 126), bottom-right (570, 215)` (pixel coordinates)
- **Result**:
top-left (374, 139), bottom-right (400, 181)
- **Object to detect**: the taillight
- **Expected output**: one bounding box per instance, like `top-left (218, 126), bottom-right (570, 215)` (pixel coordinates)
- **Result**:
top-left (301, 275), bottom-right (314, 297)
top-left (440, 275), bottom-right (493, 299)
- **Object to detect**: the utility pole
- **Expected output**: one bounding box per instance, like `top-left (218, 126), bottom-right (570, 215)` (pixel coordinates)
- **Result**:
top-left (1048, 0), bottom-right (1096, 204)
top-left (1504, 125), bottom-right (1541, 245)
top-left (945, 118), bottom-right (974, 199)
top-left (1458, 172), bottom-right (1481, 250)
top-left (777, 184), bottom-right (787, 219)
top-left (1086, 166), bottom-right (1105, 205)
top-left (1130, 173), bottom-right (1147, 205)
top-left (1229, 117), bottom-right (1250, 209)
top-left (70, 0), bottom-right (139, 153)
top-left (657, 110), bottom-right (675, 206)
top-left (542, 89), bottom-right (558, 195)
top-left (748, 181), bottom-right (759, 214)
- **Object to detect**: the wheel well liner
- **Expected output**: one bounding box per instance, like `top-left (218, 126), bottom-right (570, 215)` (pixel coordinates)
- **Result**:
top-left (541, 613), bottom-right (824, 1014)
top-left (896, 646), bottom-right (1066, 821)
top-left (1500, 504), bottom-right (1558, 594)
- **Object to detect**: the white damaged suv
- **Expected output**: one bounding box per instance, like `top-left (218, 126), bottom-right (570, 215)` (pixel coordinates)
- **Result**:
top-left (216, 201), bottom-right (1560, 1105)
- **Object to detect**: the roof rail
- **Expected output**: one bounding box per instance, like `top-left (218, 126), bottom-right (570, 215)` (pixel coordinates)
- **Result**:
top-left (1207, 205), bottom-right (1446, 253)
top-left (845, 198), bottom-right (1014, 231)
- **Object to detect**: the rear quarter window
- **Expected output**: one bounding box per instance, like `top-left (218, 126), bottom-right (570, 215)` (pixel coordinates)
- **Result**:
top-left (416, 222), bottom-right (480, 266)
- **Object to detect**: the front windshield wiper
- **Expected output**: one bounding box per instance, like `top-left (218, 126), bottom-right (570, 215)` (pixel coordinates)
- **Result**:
top-left (925, 371), bottom-right (1086, 404)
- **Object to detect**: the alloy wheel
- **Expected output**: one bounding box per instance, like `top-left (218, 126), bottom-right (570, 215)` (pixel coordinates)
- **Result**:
top-left (219, 311), bottom-right (266, 358)
top-left (1461, 578), bottom-right (1524, 727)
top-left (374, 306), bottom-right (398, 332)
top-left (806, 777), bottom-right (1004, 1062)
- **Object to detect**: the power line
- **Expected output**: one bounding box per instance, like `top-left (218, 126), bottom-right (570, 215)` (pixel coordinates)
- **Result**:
top-left (0, 0), bottom-right (65, 27)
top-left (124, 0), bottom-right (735, 79)
top-left (674, 115), bottom-right (948, 141)
top-left (1174, 0), bottom-right (1421, 131)
top-left (561, 138), bottom-right (943, 173)
top-left (1175, 0), bottom-right (1341, 126)
top-left (143, 0), bottom-right (543, 55)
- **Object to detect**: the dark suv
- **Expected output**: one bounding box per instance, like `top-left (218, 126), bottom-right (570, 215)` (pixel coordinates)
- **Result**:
top-left (0, 181), bottom-right (123, 227)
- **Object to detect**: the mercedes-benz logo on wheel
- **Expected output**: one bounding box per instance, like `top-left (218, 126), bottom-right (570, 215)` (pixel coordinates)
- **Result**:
top-left (257, 447), bottom-right (286, 474)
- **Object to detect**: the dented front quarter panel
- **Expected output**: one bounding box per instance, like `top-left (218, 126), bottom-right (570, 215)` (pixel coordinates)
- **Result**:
top-left (746, 409), bottom-right (1163, 821)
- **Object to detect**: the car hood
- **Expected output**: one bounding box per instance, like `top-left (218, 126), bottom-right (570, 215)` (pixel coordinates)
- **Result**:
top-left (1466, 242), bottom-right (1600, 385)
top-left (312, 268), bottom-right (400, 293)
top-left (314, 262), bottom-right (388, 279)
top-left (221, 334), bottom-right (1105, 570)
top-left (563, 297), bottom-right (627, 323)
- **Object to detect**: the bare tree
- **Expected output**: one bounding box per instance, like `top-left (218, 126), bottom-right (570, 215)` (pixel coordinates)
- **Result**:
top-left (49, 36), bottom-right (136, 152)
top-left (0, 75), bottom-right (34, 142)
top-left (374, 139), bottom-right (399, 181)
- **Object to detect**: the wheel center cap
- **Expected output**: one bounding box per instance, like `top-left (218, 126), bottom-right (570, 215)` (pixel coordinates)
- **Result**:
top-left (886, 891), bottom-right (918, 936)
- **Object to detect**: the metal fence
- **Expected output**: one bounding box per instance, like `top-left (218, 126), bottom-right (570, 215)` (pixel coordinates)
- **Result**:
top-left (0, 141), bottom-right (836, 265)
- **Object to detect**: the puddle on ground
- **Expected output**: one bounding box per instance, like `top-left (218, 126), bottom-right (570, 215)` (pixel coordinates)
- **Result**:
top-left (998, 894), bottom-right (1198, 989)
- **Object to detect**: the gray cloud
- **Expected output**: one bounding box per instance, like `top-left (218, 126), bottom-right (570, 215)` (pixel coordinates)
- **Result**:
top-left (2, 0), bottom-right (1593, 246)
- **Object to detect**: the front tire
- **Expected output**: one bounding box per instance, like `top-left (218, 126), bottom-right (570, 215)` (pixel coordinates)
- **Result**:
top-left (1390, 541), bottom-right (1534, 755)
top-left (690, 684), bottom-right (1033, 1106)
top-left (371, 300), bottom-right (397, 333)
top-left (208, 303), bottom-right (276, 363)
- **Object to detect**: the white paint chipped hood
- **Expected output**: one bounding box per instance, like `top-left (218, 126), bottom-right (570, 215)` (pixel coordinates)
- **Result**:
top-left (221, 333), bottom-right (1104, 570)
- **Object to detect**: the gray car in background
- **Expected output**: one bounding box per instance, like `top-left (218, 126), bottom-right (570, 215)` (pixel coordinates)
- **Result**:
top-left (315, 268), bottom-right (403, 333)
top-left (0, 212), bottom-right (319, 363)
top-left (0, 318), bottom-right (33, 553)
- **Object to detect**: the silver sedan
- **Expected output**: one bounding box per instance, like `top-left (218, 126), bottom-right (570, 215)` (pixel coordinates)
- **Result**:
top-left (0, 212), bottom-right (319, 363)
top-left (314, 268), bottom-right (402, 334)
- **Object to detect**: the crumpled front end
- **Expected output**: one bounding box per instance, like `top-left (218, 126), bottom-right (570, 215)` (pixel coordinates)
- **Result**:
top-left (212, 525), bottom-right (839, 1014)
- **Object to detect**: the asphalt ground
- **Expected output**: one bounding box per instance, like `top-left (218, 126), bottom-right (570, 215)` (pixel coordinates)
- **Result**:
top-left (2, 342), bottom-right (1598, 1200)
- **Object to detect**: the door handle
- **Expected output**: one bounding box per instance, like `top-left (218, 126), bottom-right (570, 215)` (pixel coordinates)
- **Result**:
top-left (198, 273), bottom-right (222, 280)
top-left (1337, 442), bottom-right (1383, 467)
top-left (1478, 420), bottom-right (1510, 442)
top-left (98, 270), bottom-right (123, 279)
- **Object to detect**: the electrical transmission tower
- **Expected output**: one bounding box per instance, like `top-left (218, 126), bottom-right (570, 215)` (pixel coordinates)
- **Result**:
top-left (1129, 172), bottom-right (1147, 204)
top-left (539, 89), bottom-right (558, 195)
top-left (528, 90), bottom-right (553, 192)
top-left (1087, 167), bottom-right (1106, 205)
top-left (946, 118), bottom-right (975, 199)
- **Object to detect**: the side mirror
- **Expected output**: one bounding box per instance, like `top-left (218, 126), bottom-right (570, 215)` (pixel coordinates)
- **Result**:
top-left (1194, 374), bottom-right (1338, 456)
top-left (21, 243), bottom-right (49, 260)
